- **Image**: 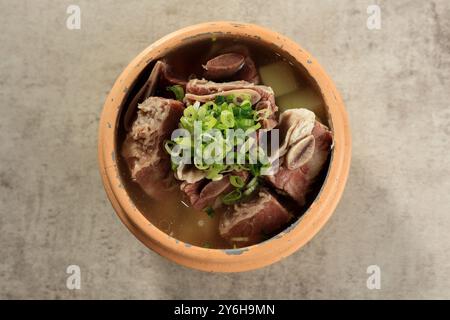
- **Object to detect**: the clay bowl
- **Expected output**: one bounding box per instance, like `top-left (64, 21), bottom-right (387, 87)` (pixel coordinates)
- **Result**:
top-left (98, 21), bottom-right (351, 272)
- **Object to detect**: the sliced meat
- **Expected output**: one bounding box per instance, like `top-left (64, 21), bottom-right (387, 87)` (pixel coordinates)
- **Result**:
top-left (219, 189), bottom-right (292, 246)
top-left (203, 53), bottom-right (245, 80)
top-left (255, 100), bottom-right (278, 130)
top-left (181, 171), bottom-right (249, 210)
top-left (175, 163), bottom-right (206, 184)
top-left (266, 119), bottom-right (332, 206)
top-left (210, 45), bottom-right (260, 84)
top-left (186, 79), bottom-right (278, 129)
top-left (160, 61), bottom-right (187, 87)
top-left (268, 108), bottom-right (316, 162)
top-left (121, 97), bottom-right (184, 199)
top-left (184, 88), bottom-right (261, 105)
top-left (187, 79), bottom-right (273, 100)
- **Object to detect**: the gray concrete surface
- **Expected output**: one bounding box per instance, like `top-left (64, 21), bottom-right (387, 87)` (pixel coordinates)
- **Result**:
top-left (0, 0), bottom-right (449, 299)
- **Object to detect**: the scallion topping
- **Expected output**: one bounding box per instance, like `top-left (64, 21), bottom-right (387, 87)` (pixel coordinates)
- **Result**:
top-left (166, 85), bottom-right (185, 101)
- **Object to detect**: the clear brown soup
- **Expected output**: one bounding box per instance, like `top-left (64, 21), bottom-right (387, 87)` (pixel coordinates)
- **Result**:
top-left (117, 36), bottom-right (330, 249)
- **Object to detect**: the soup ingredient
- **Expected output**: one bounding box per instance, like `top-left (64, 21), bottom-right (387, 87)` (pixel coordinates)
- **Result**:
top-left (184, 88), bottom-right (261, 105)
top-left (124, 61), bottom-right (188, 131)
top-left (268, 108), bottom-right (316, 162)
top-left (121, 96), bottom-right (184, 199)
top-left (187, 79), bottom-right (274, 102)
top-left (166, 85), bottom-right (185, 101)
top-left (167, 85), bottom-right (273, 183)
top-left (181, 171), bottom-right (249, 210)
top-left (124, 61), bottom-right (164, 131)
top-left (276, 87), bottom-right (327, 123)
top-left (236, 56), bottom-right (260, 84)
top-left (205, 45), bottom-right (260, 83)
top-left (219, 189), bottom-right (292, 246)
top-left (175, 163), bottom-right (206, 183)
top-left (259, 61), bottom-right (299, 97)
top-left (160, 62), bottom-right (187, 87)
top-left (285, 134), bottom-right (315, 170)
top-left (203, 53), bottom-right (245, 80)
top-left (186, 79), bottom-right (278, 129)
top-left (266, 112), bottom-right (332, 206)
top-left (205, 207), bottom-right (215, 218)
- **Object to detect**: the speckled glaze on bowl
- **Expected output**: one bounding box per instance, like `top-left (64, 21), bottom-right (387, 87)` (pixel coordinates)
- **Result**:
top-left (98, 21), bottom-right (351, 272)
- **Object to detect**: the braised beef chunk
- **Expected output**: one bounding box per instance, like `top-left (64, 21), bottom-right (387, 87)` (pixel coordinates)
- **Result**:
top-left (121, 97), bottom-right (184, 199)
top-left (266, 111), bottom-right (332, 206)
top-left (219, 189), bottom-right (292, 246)
top-left (185, 79), bottom-right (278, 129)
top-left (181, 171), bottom-right (249, 210)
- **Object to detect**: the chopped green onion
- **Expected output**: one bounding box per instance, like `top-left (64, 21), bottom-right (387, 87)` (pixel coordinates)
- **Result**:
top-left (183, 105), bottom-right (197, 119)
top-left (240, 99), bottom-right (252, 109)
top-left (215, 95), bottom-right (226, 104)
top-left (229, 175), bottom-right (245, 188)
top-left (202, 115), bottom-right (217, 130)
top-left (220, 110), bottom-right (235, 128)
top-left (237, 118), bottom-right (254, 129)
top-left (166, 85), bottom-right (185, 101)
top-left (226, 94), bottom-right (235, 103)
top-left (245, 122), bottom-right (261, 134)
top-left (246, 176), bottom-right (259, 189)
top-left (222, 189), bottom-right (242, 205)
top-left (205, 207), bottom-right (215, 218)
top-left (254, 108), bottom-right (271, 121)
top-left (165, 94), bottom-right (269, 184)
top-left (243, 185), bottom-right (257, 196)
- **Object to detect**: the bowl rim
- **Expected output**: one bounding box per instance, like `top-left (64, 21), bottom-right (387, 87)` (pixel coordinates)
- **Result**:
top-left (98, 21), bottom-right (352, 272)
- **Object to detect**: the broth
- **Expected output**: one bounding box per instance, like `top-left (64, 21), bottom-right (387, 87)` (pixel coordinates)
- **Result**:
top-left (117, 36), bottom-right (330, 249)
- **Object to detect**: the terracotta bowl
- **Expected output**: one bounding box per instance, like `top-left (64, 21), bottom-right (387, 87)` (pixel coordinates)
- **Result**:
top-left (98, 21), bottom-right (351, 272)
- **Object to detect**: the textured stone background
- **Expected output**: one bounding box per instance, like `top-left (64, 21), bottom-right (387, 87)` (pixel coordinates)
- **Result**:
top-left (0, 0), bottom-right (449, 299)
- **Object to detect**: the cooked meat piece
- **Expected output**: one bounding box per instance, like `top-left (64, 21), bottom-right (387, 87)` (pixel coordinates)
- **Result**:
top-left (121, 97), bottom-right (184, 199)
top-left (266, 115), bottom-right (332, 206)
top-left (285, 134), bottom-right (315, 170)
top-left (210, 45), bottom-right (260, 84)
top-left (186, 79), bottom-right (272, 100)
top-left (203, 53), bottom-right (245, 80)
top-left (184, 88), bottom-right (261, 105)
top-left (186, 79), bottom-right (278, 129)
top-left (234, 55), bottom-right (260, 84)
top-left (181, 171), bottom-right (249, 210)
top-left (160, 61), bottom-right (187, 87)
top-left (124, 61), bottom-right (187, 131)
top-left (124, 61), bottom-right (164, 131)
top-left (219, 189), bottom-right (292, 246)
top-left (255, 100), bottom-right (278, 131)
top-left (175, 163), bottom-right (206, 184)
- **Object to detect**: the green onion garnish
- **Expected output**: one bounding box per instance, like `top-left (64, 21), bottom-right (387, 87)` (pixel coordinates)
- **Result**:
top-left (229, 175), bottom-right (245, 188)
top-left (205, 207), bottom-right (215, 218)
top-left (165, 93), bottom-right (271, 191)
top-left (222, 189), bottom-right (243, 205)
top-left (166, 85), bottom-right (185, 101)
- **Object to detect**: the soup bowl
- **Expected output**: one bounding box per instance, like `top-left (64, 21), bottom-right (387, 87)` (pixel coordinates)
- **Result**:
top-left (98, 21), bottom-right (351, 272)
